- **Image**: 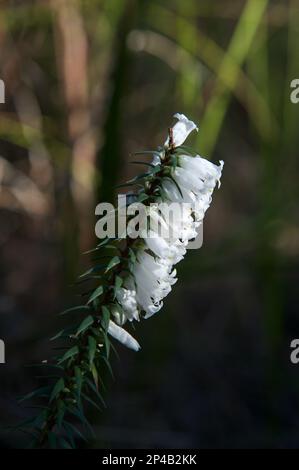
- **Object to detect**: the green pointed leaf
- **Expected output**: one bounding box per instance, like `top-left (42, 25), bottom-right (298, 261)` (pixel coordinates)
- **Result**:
top-left (79, 264), bottom-right (106, 279)
top-left (69, 405), bottom-right (95, 438)
top-left (58, 346), bottom-right (79, 365)
top-left (101, 355), bottom-right (114, 380)
top-left (101, 306), bottom-right (110, 331)
top-left (50, 329), bottom-right (65, 341)
top-left (74, 366), bottom-right (83, 400)
top-left (59, 305), bottom-right (91, 316)
top-left (128, 247), bottom-right (136, 263)
top-left (88, 336), bottom-right (97, 366)
top-left (132, 150), bottom-right (161, 157)
top-left (91, 362), bottom-right (98, 388)
top-left (64, 421), bottom-right (87, 443)
top-left (82, 392), bottom-right (103, 412)
top-left (57, 400), bottom-right (66, 429)
top-left (166, 175), bottom-right (183, 198)
top-left (174, 145), bottom-right (197, 157)
top-left (114, 275), bottom-right (123, 290)
top-left (76, 315), bottom-right (94, 336)
top-left (25, 363), bottom-right (63, 370)
top-left (32, 409), bottom-right (48, 428)
top-left (83, 237), bottom-right (112, 254)
top-left (86, 379), bottom-right (106, 408)
top-left (50, 378), bottom-right (65, 402)
top-left (137, 192), bottom-right (150, 202)
top-left (150, 165), bottom-right (162, 175)
top-left (89, 245), bottom-right (118, 258)
top-left (104, 334), bottom-right (110, 359)
top-left (60, 437), bottom-right (73, 449)
top-left (130, 160), bottom-right (155, 168)
top-left (116, 172), bottom-right (150, 188)
top-left (170, 154), bottom-right (178, 170)
top-left (105, 256), bottom-right (120, 273)
top-left (87, 285), bottom-right (104, 305)
top-left (18, 386), bottom-right (51, 403)
top-left (110, 341), bottom-right (120, 361)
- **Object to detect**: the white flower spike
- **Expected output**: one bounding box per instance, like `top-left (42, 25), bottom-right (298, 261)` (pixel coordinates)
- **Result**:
top-left (108, 114), bottom-right (223, 350)
top-left (26, 114), bottom-right (223, 448)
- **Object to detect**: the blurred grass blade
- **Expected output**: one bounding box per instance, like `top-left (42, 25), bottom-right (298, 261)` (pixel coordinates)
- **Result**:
top-left (198, 0), bottom-right (268, 155)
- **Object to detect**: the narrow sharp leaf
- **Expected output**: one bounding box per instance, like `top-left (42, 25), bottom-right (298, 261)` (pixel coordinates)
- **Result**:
top-left (87, 285), bottom-right (104, 305)
top-left (86, 379), bottom-right (106, 408)
top-left (58, 346), bottom-right (79, 365)
top-left (101, 305), bottom-right (110, 331)
top-left (76, 315), bottom-right (94, 336)
top-left (88, 336), bottom-right (97, 366)
top-left (105, 256), bottom-right (120, 273)
top-left (50, 378), bottom-right (65, 402)
top-left (18, 386), bottom-right (52, 403)
top-left (59, 305), bottom-right (91, 316)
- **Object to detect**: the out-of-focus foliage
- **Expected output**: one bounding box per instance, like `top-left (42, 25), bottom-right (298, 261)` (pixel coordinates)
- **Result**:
top-left (0, 0), bottom-right (299, 448)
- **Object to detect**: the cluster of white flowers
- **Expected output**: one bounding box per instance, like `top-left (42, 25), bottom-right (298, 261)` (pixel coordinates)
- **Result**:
top-left (108, 114), bottom-right (223, 351)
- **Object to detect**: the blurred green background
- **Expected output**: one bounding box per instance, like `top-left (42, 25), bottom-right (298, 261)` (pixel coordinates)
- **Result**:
top-left (0, 0), bottom-right (299, 449)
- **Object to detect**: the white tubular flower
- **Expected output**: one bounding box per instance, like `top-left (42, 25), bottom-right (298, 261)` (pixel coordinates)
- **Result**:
top-left (108, 320), bottom-right (141, 351)
top-left (140, 205), bottom-right (186, 263)
top-left (167, 203), bottom-right (199, 243)
top-left (145, 233), bottom-right (186, 265)
top-left (172, 166), bottom-right (206, 195)
top-left (116, 287), bottom-right (139, 322)
top-left (162, 156), bottom-right (223, 222)
top-left (133, 251), bottom-right (177, 319)
top-left (145, 203), bottom-right (197, 248)
top-left (164, 113), bottom-right (198, 148)
top-left (178, 155), bottom-right (224, 189)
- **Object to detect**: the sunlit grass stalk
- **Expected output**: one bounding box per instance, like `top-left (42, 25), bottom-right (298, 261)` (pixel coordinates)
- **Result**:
top-left (148, 1), bottom-right (275, 148)
top-left (197, 0), bottom-right (269, 155)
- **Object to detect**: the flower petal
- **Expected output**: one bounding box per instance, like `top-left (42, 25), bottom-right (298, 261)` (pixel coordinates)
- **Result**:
top-left (108, 320), bottom-right (141, 351)
top-left (165, 113), bottom-right (198, 148)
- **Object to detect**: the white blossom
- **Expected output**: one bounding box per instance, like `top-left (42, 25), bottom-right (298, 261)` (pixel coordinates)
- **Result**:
top-left (108, 320), bottom-right (141, 351)
top-left (178, 155), bottom-right (224, 189)
top-left (164, 113), bottom-right (198, 148)
top-left (133, 251), bottom-right (177, 319)
top-left (116, 287), bottom-right (139, 322)
top-left (145, 233), bottom-right (186, 264)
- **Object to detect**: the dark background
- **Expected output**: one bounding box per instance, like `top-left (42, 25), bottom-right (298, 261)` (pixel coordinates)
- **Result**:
top-left (0, 0), bottom-right (299, 449)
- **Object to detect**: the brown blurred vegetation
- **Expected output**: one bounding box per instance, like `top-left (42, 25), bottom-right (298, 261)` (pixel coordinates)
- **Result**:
top-left (0, 0), bottom-right (299, 448)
